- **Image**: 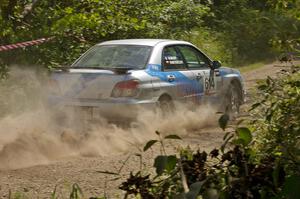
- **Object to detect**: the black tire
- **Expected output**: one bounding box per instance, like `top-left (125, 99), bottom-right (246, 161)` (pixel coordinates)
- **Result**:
top-left (225, 84), bottom-right (241, 120)
top-left (158, 96), bottom-right (174, 115)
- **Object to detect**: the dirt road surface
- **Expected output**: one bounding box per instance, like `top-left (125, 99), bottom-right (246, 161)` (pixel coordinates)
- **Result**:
top-left (0, 62), bottom-right (289, 198)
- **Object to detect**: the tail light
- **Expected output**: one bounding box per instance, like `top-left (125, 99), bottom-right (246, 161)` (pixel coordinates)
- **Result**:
top-left (111, 79), bottom-right (139, 98)
top-left (48, 79), bottom-right (61, 95)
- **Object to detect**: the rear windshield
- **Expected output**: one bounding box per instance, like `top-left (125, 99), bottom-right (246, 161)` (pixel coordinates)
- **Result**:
top-left (72, 45), bottom-right (152, 69)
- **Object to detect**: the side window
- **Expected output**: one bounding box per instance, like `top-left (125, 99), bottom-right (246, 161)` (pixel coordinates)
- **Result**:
top-left (177, 45), bottom-right (210, 69)
top-left (162, 46), bottom-right (186, 70)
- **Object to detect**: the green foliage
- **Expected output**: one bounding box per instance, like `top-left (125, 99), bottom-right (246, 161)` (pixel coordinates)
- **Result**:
top-left (207, 0), bottom-right (300, 65)
top-left (121, 124), bottom-right (286, 198)
top-left (280, 175), bottom-right (300, 198)
top-left (143, 131), bottom-right (182, 155)
top-left (176, 28), bottom-right (233, 65)
top-left (9, 191), bottom-right (26, 199)
top-left (0, 0), bottom-right (209, 74)
top-left (250, 65), bottom-right (300, 175)
top-left (120, 123), bottom-right (296, 199)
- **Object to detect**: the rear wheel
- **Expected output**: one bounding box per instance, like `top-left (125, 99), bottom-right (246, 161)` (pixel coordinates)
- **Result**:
top-left (225, 84), bottom-right (241, 120)
top-left (158, 95), bottom-right (174, 115)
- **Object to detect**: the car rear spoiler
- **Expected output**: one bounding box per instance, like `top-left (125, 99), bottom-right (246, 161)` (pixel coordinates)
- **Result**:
top-left (50, 66), bottom-right (133, 74)
top-left (112, 67), bottom-right (134, 74)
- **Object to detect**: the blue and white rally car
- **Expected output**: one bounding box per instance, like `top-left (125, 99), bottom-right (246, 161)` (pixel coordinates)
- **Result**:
top-left (49, 39), bottom-right (245, 120)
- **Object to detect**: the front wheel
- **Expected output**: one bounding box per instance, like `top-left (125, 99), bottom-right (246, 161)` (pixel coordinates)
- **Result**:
top-left (225, 84), bottom-right (241, 120)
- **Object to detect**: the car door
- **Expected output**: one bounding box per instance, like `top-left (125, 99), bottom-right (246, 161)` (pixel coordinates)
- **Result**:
top-left (160, 45), bottom-right (197, 102)
top-left (176, 45), bottom-right (218, 102)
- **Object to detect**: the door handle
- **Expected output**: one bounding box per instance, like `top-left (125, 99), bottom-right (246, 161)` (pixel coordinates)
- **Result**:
top-left (167, 75), bottom-right (176, 82)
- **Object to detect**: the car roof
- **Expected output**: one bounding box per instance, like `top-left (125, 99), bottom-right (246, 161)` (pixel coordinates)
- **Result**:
top-left (97, 39), bottom-right (191, 47)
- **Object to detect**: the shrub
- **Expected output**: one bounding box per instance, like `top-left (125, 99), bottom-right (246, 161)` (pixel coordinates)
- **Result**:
top-left (251, 65), bottom-right (300, 176)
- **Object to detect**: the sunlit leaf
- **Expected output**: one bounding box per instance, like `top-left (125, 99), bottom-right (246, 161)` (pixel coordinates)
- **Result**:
top-left (143, 140), bottom-right (158, 152)
top-left (154, 155), bottom-right (177, 175)
top-left (236, 127), bottom-right (252, 146)
top-left (154, 155), bottom-right (168, 175)
top-left (249, 102), bottom-right (261, 111)
top-left (96, 170), bottom-right (119, 175)
top-left (258, 84), bottom-right (268, 90)
top-left (164, 134), bottom-right (182, 140)
top-left (165, 155), bottom-right (177, 172)
top-left (223, 132), bottom-right (231, 141)
top-left (221, 134), bottom-right (234, 153)
top-left (219, 114), bottom-right (230, 131)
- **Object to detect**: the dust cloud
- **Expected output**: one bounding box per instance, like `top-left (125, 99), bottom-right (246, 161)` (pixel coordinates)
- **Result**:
top-left (0, 67), bottom-right (218, 169)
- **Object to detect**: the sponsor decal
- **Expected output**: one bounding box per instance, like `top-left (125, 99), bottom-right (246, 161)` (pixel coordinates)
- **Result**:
top-left (146, 64), bottom-right (204, 102)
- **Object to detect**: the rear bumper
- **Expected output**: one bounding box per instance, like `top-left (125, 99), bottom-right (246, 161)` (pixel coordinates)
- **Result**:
top-left (48, 97), bottom-right (158, 120)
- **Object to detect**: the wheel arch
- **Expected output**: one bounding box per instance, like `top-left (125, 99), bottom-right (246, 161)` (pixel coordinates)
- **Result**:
top-left (158, 93), bottom-right (173, 102)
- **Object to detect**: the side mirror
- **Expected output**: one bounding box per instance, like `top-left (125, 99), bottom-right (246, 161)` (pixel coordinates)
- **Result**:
top-left (212, 60), bottom-right (221, 69)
